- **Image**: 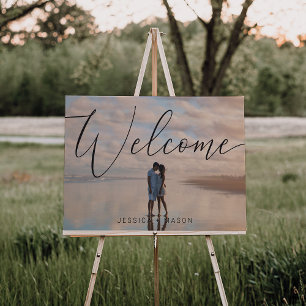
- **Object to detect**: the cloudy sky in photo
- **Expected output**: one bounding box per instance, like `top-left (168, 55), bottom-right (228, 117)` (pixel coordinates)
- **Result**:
top-left (65, 96), bottom-right (245, 179)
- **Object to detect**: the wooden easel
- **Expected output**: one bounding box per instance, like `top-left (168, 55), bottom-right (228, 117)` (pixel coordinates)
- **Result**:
top-left (84, 28), bottom-right (228, 306)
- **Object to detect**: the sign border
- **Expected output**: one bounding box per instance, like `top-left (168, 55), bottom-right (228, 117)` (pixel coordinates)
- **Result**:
top-left (63, 230), bottom-right (246, 236)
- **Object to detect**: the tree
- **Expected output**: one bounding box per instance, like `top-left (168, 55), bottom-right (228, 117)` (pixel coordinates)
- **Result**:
top-left (72, 34), bottom-right (112, 91)
top-left (0, 0), bottom-right (52, 29)
top-left (163, 0), bottom-right (256, 95)
top-left (253, 66), bottom-right (282, 115)
top-left (0, 0), bottom-right (98, 47)
top-left (33, 0), bottom-right (98, 48)
top-left (0, 0), bottom-right (53, 44)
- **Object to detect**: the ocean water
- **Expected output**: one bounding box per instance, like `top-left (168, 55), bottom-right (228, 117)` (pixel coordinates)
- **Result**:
top-left (64, 177), bottom-right (246, 232)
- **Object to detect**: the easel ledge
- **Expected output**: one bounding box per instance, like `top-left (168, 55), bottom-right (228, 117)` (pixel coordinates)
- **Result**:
top-left (65, 230), bottom-right (246, 237)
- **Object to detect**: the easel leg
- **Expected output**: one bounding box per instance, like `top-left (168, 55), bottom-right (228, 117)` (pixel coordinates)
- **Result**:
top-left (84, 236), bottom-right (105, 306)
top-left (151, 28), bottom-right (158, 96)
top-left (205, 236), bottom-right (228, 306)
top-left (153, 233), bottom-right (159, 306)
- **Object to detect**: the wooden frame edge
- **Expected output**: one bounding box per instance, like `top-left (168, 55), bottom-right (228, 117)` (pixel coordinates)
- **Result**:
top-left (63, 230), bottom-right (246, 237)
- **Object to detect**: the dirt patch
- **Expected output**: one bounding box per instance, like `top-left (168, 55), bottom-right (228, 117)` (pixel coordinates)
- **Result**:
top-left (245, 117), bottom-right (306, 139)
top-left (0, 117), bottom-right (64, 137)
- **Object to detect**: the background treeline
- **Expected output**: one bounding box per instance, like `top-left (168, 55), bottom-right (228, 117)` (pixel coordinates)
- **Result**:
top-left (0, 19), bottom-right (305, 116)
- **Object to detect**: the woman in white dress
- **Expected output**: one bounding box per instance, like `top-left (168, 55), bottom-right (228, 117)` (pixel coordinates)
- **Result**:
top-left (157, 164), bottom-right (168, 217)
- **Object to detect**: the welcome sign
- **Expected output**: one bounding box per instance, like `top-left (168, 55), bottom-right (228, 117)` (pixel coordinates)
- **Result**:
top-left (63, 96), bottom-right (246, 236)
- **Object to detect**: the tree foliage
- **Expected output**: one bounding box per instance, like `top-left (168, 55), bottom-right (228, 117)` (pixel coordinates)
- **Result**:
top-left (0, 16), bottom-right (305, 116)
top-left (0, 0), bottom-right (52, 44)
top-left (34, 0), bottom-right (98, 48)
top-left (0, 0), bottom-right (98, 47)
top-left (0, 0), bottom-right (51, 29)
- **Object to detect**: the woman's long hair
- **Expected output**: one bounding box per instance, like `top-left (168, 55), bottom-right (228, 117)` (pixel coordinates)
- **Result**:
top-left (159, 164), bottom-right (165, 179)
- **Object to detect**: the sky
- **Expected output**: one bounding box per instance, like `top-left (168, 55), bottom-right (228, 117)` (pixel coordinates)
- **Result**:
top-left (65, 96), bottom-right (245, 178)
top-left (76, 0), bottom-right (306, 46)
top-left (6, 0), bottom-right (306, 46)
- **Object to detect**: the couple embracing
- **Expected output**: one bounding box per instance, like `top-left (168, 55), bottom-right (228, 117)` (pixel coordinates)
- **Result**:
top-left (147, 162), bottom-right (168, 217)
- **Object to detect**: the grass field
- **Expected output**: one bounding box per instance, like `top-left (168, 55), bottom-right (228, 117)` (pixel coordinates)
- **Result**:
top-left (0, 138), bottom-right (305, 305)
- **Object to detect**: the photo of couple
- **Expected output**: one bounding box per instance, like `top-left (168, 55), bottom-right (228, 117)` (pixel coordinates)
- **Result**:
top-left (64, 96), bottom-right (246, 234)
top-left (147, 162), bottom-right (168, 217)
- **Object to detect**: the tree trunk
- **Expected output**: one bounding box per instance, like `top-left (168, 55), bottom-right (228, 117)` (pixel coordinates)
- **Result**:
top-left (212, 0), bottom-right (254, 95)
top-left (199, 0), bottom-right (223, 95)
top-left (163, 0), bottom-right (195, 96)
top-left (163, 0), bottom-right (254, 96)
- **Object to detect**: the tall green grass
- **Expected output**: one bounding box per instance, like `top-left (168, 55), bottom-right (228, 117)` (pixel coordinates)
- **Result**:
top-left (0, 139), bottom-right (305, 305)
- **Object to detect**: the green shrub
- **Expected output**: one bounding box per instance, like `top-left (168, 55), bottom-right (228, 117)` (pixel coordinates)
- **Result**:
top-left (282, 173), bottom-right (299, 183)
